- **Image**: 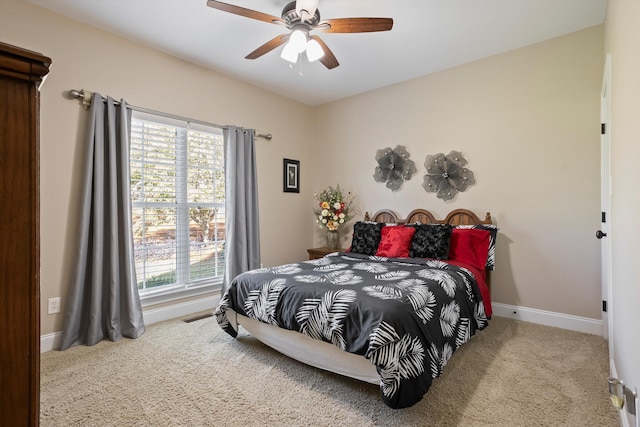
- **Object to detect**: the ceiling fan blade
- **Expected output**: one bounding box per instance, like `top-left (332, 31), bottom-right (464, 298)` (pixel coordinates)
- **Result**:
top-left (206, 0), bottom-right (284, 25)
top-left (245, 34), bottom-right (290, 60)
top-left (320, 17), bottom-right (393, 33)
top-left (309, 35), bottom-right (339, 70)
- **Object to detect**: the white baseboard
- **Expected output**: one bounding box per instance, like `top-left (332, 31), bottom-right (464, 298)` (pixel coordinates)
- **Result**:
top-left (492, 302), bottom-right (602, 335)
top-left (41, 332), bottom-right (63, 353)
top-left (41, 295), bottom-right (220, 353)
top-left (43, 299), bottom-right (600, 351)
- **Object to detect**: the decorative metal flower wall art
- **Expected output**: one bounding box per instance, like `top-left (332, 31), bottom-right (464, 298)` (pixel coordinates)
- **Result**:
top-left (373, 145), bottom-right (417, 192)
top-left (422, 150), bottom-right (475, 201)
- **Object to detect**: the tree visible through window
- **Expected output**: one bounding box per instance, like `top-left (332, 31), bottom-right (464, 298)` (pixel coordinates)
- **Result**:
top-left (130, 112), bottom-right (225, 295)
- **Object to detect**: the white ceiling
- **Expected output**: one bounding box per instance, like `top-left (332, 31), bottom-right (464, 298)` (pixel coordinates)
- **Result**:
top-left (27, 0), bottom-right (607, 106)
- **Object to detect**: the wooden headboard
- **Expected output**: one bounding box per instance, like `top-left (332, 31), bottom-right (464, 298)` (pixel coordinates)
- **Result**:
top-left (364, 208), bottom-right (493, 291)
top-left (364, 208), bottom-right (492, 226)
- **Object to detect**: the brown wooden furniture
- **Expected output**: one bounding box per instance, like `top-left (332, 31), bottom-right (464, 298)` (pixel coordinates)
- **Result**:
top-left (307, 247), bottom-right (347, 260)
top-left (365, 208), bottom-right (492, 226)
top-left (0, 42), bottom-right (51, 427)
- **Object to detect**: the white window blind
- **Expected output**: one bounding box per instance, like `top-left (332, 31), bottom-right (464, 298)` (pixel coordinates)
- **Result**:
top-left (130, 111), bottom-right (225, 296)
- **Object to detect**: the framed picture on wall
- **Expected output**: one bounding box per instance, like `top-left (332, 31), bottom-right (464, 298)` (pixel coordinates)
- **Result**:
top-left (283, 158), bottom-right (300, 193)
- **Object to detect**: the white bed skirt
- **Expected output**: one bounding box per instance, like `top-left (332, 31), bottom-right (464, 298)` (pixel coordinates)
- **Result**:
top-left (227, 309), bottom-right (380, 385)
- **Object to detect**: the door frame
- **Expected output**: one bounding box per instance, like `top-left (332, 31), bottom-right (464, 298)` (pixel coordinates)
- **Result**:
top-left (600, 53), bottom-right (613, 360)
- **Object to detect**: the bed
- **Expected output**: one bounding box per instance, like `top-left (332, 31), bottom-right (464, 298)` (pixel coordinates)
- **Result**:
top-left (215, 208), bottom-right (496, 409)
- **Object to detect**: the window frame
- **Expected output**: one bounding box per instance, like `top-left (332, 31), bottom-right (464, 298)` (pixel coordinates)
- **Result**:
top-left (130, 111), bottom-right (225, 305)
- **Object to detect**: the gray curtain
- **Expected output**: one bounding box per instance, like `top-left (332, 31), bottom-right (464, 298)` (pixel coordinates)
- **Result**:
top-left (60, 93), bottom-right (145, 350)
top-left (223, 127), bottom-right (261, 292)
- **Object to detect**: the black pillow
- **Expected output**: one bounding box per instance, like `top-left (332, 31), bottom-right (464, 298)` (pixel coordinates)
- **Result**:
top-left (350, 221), bottom-right (385, 255)
top-left (408, 224), bottom-right (453, 259)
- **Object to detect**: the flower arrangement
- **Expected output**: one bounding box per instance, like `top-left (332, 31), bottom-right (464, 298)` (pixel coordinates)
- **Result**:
top-left (314, 184), bottom-right (355, 231)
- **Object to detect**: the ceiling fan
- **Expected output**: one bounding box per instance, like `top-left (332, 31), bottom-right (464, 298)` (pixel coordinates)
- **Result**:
top-left (206, 0), bottom-right (393, 69)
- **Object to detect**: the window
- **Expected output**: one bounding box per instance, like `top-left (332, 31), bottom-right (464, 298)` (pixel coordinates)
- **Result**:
top-left (130, 111), bottom-right (225, 298)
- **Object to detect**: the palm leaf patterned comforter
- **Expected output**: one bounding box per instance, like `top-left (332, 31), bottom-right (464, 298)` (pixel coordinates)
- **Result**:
top-left (215, 252), bottom-right (489, 409)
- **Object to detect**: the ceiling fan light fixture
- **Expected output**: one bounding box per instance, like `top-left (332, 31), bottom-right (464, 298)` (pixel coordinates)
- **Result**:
top-left (288, 29), bottom-right (308, 53)
top-left (305, 38), bottom-right (324, 62)
top-left (280, 42), bottom-right (299, 63)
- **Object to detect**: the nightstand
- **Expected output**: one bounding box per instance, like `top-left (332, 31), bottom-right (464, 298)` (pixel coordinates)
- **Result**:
top-left (307, 247), bottom-right (346, 260)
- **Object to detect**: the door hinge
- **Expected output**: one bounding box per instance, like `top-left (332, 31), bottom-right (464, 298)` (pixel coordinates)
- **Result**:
top-left (602, 212), bottom-right (606, 223)
top-left (602, 300), bottom-right (607, 312)
top-left (601, 123), bottom-right (606, 135)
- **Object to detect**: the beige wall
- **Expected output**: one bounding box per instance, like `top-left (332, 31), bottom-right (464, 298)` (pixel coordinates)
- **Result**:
top-left (604, 1), bottom-right (640, 424)
top-left (2, 0), bottom-right (608, 336)
top-left (1, 0), bottom-right (316, 335)
top-left (313, 26), bottom-right (604, 319)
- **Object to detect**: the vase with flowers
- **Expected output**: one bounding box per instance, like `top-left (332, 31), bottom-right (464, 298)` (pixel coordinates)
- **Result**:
top-left (314, 184), bottom-right (355, 250)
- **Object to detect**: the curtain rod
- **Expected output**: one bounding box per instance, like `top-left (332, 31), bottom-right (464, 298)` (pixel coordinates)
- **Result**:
top-left (67, 89), bottom-right (272, 141)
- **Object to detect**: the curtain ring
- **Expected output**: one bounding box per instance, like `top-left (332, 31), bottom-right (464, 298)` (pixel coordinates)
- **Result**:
top-left (81, 89), bottom-right (93, 110)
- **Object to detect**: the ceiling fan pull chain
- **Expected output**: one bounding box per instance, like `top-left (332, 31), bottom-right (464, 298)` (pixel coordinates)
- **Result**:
top-left (287, 52), bottom-right (300, 71)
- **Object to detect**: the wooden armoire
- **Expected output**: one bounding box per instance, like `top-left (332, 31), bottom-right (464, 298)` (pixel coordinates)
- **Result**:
top-left (0, 42), bottom-right (51, 426)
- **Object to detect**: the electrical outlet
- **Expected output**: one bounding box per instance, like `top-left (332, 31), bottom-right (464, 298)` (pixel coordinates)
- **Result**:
top-left (48, 297), bottom-right (61, 314)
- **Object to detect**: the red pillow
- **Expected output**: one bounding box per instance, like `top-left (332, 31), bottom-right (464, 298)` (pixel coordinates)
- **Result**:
top-left (448, 228), bottom-right (491, 270)
top-left (375, 226), bottom-right (416, 258)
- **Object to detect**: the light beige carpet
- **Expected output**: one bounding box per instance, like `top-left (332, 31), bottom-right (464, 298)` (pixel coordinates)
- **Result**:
top-left (41, 315), bottom-right (618, 426)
